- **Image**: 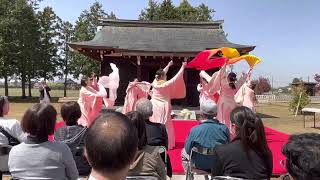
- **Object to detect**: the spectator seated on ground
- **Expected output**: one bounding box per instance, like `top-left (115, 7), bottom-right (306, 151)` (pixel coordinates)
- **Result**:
top-left (8, 103), bottom-right (79, 180)
top-left (126, 111), bottom-right (167, 180)
top-left (282, 133), bottom-right (320, 180)
top-left (85, 112), bottom-right (138, 180)
top-left (181, 100), bottom-right (229, 172)
top-left (0, 96), bottom-right (26, 174)
top-left (54, 101), bottom-right (91, 175)
top-left (213, 106), bottom-right (272, 179)
top-left (135, 98), bottom-right (173, 177)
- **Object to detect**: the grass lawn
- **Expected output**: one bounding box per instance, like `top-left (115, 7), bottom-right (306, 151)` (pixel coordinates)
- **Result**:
top-left (0, 88), bottom-right (79, 99)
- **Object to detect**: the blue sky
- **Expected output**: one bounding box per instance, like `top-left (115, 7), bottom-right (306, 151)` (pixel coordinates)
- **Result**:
top-left (39, 0), bottom-right (320, 87)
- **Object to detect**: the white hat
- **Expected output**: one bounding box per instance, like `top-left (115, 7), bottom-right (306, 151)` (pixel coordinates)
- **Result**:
top-left (200, 100), bottom-right (217, 116)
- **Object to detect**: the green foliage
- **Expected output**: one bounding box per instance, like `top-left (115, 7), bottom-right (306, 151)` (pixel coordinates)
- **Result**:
top-left (69, 1), bottom-right (116, 78)
top-left (139, 0), bottom-right (214, 22)
top-left (37, 7), bottom-right (61, 80)
top-left (289, 84), bottom-right (310, 112)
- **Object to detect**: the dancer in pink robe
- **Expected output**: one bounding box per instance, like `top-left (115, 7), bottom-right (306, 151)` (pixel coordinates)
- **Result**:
top-left (235, 80), bottom-right (257, 112)
top-left (198, 71), bottom-right (219, 105)
top-left (77, 75), bottom-right (107, 127)
top-left (78, 63), bottom-right (120, 127)
top-left (208, 63), bottom-right (249, 136)
top-left (150, 61), bottom-right (187, 149)
top-left (122, 79), bottom-right (151, 114)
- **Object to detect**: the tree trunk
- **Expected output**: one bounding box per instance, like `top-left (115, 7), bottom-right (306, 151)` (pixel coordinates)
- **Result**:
top-left (4, 75), bottom-right (9, 97)
top-left (28, 74), bottom-right (32, 97)
top-left (21, 73), bottom-right (26, 99)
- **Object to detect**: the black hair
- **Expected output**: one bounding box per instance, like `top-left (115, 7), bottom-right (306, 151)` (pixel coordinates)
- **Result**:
top-left (80, 76), bottom-right (89, 87)
top-left (282, 133), bottom-right (320, 180)
top-left (230, 106), bottom-right (271, 160)
top-left (228, 72), bottom-right (237, 89)
top-left (126, 111), bottom-right (147, 150)
top-left (84, 112), bottom-right (138, 174)
top-left (0, 96), bottom-right (8, 117)
top-left (61, 101), bottom-right (82, 126)
top-left (21, 103), bottom-right (57, 138)
top-left (155, 69), bottom-right (165, 80)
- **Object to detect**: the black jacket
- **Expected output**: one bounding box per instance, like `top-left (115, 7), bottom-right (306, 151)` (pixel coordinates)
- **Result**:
top-left (39, 86), bottom-right (51, 100)
top-left (213, 138), bottom-right (273, 179)
top-left (145, 120), bottom-right (168, 149)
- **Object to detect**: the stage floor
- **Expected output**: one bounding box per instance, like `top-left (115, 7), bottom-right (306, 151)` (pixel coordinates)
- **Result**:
top-left (168, 120), bottom-right (289, 175)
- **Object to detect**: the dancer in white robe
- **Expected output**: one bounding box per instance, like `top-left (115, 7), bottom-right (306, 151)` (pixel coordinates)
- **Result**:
top-left (150, 61), bottom-right (187, 149)
top-left (235, 80), bottom-right (257, 112)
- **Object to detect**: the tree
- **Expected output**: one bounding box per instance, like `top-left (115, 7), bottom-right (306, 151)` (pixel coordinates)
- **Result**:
top-left (289, 84), bottom-right (310, 113)
top-left (176, 0), bottom-right (198, 22)
top-left (58, 20), bottom-right (75, 97)
top-left (70, 1), bottom-right (116, 78)
top-left (158, 0), bottom-right (177, 21)
top-left (139, 0), bottom-right (214, 22)
top-left (12, 0), bottom-right (40, 98)
top-left (0, 0), bottom-right (19, 96)
top-left (37, 7), bottom-right (61, 81)
top-left (139, 0), bottom-right (159, 21)
top-left (254, 77), bottom-right (271, 95)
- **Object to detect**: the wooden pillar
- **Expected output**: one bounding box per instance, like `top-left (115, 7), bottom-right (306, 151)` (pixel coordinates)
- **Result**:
top-left (183, 57), bottom-right (188, 106)
top-left (137, 56), bottom-right (142, 81)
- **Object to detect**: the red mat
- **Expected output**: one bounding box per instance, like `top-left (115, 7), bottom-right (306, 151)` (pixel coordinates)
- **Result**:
top-left (168, 120), bottom-right (289, 175)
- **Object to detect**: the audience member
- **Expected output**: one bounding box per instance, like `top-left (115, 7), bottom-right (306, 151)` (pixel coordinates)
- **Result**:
top-left (135, 98), bottom-right (173, 177)
top-left (181, 100), bottom-right (229, 172)
top-left (126, 111), bottom-right (166, 180)
top-left (54, 101), bottom-right (91, 175)
top-left (85, 112), bottom-right (138, 180)
top-left (0, 96), bottom-right (26, 173)
top-left (213, 106), bottom-right (272, 179)
top-left (282, 133), bottom-right (320, 180)
top-left (8, 103), bottom-right (79, 180)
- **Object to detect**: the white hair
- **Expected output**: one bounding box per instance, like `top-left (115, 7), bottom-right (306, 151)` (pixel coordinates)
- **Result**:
top-left (135, 98), bottom-right (153, 119)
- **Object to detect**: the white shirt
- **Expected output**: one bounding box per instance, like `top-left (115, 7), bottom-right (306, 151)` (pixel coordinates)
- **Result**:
top-left (0, 118), bottom-right (26, 145)
top-left (0, 118), bottom-right (26, 171)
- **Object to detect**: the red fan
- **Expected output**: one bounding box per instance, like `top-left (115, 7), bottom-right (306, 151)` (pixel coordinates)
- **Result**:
top-left (187, 50), bottom-right (227, 70)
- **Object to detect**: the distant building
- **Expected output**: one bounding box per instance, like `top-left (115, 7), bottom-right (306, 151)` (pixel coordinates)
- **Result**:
top-left (291, 82), bottom-right (317, 96)
top-left (69, 19), bottom-right (255, 106)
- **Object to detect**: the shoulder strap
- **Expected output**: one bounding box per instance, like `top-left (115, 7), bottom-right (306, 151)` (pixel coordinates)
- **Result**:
top-left (63, 127), bottom-right (87, 146)
top-left (0, 125), bottom-right (20, 143)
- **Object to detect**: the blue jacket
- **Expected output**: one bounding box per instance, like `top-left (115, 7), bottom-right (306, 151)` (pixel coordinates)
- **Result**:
top-left (184, 119), bottom-right (229, 170)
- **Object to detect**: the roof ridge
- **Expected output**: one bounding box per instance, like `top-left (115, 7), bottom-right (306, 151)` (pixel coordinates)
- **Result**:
top-left (100, 19), bottom-right (224, 29)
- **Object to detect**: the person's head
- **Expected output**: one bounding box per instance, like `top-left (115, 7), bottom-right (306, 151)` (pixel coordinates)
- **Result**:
top-left (200, 100), bottom-right (217, 119)
top-left (21, 103), bottom-right (57, 138)
top-left (133, 78), bottom-right (139, 82)
top-left (126, 111), bottom-right (147, 150)
top-left (41, 80), bottom-right (46, 85)
top-left (61, 101), bottom-right (82, 126)
top-left (80, 76), bottom-right (91, 87)
top-left (84, 112), bottom-right (138, 177)
top-left (282, 133), bottom-right (320, 180)
top-left (250, 81), bottom-right (257, 90)
top-left (0, 96), bottom-right (9, 117)
top-left (155, 69), bottom-right (166, 81)
top-left (135, 98), bottom-right (153, 120)
top-left (228, 72), bottom-right (237, 89)
top-left (230, 106), bottom-right (270, 156)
